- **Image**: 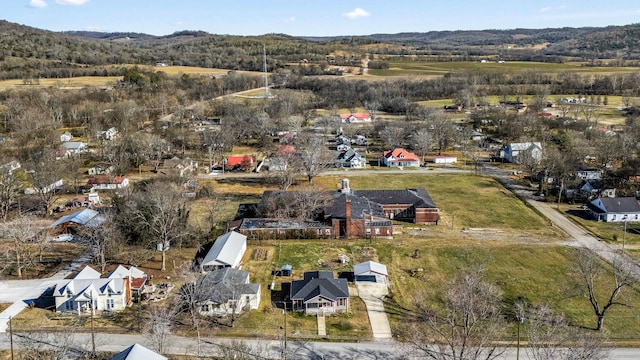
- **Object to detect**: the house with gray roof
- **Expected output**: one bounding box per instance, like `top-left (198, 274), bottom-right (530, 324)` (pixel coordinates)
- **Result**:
top-left (197, 267), bottom-right (260, 317)
top-left (290, 271), bottom-right (349, 315)
top-left (200, 231), bottom-right (247, 271)
top-left (335, 148), bottom-right (365, 169)
top-left (501, 142), bottom-right (542, 163)
top-left (587, 197), bottom-right (640, 222)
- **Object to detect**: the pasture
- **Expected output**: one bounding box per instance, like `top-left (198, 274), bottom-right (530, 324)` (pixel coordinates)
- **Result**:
top-left (369, 60), bottom-right (640, 77)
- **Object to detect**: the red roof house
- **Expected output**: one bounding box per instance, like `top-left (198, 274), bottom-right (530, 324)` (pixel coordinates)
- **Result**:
top-left (381, 148), bottom-right (421, 167)
top-left (340, 113), bottom-right (372, 123)
top-left (87, 176), bottom-right (129, 190)
top-left (226, 155), bottom-right (254, 170)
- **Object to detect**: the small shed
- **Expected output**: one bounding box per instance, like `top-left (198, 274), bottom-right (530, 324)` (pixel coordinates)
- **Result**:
top-left (354, 261), bottom-right (388, 283)
top-left (201, 231), bottom-right (247, 271)
top-left (433, 156), bottom-right (457, 164)
top-left (280, 264), bottom-right (292, 277)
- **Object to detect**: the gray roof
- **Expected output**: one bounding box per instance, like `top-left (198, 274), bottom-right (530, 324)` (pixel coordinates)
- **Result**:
top-left (325, 192), bottom-right (388, 221)
top-left (62, 141), bottom-right (85, 150)
top-left (290, 271), bottom-right (349, 302)
top-left (353, 189), bottom-right (438, 209)
top-left (335, 148), bottom-right (362, 164)
top-left (201, 231), bottom-right (247, 267)
top-left (239, 218), bottom-right (331, 230)
top-left (49, 209), bottom-right (104, 228)
top-left (200, 267), bottom-right (259, 305)
top-left (110, 343), bottom-right (167, 360)
top-left (590, 197), bottom-right (640, 214)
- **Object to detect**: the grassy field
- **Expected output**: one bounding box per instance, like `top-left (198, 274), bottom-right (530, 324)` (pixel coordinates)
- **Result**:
top-left (369, 60), bottom-right (640, 77)
top-left (0, 76), bottom-right (120, 90)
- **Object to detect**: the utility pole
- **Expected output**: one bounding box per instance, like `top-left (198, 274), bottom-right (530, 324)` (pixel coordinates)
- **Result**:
top-left (283, 301), bottom-right (287, 360)
top-left (9, 316), bottom-right (14, 360)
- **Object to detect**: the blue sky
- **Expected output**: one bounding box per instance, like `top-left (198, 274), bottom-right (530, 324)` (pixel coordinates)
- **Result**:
top-left (2, 0), bottom-right (640, 36)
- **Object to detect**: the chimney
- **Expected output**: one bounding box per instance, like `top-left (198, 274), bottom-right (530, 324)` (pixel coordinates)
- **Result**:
top-left (345, 199), bottom-right (352, 238)
top-left (341, 178), bottom-right (350, 194)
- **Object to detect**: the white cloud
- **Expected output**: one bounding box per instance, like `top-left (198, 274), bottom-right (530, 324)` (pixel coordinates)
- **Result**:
top-left (344, 8), bottom-right (370, 19)
top-left (29, 0), bottom-right (47, 8)
top-left (540, 5), bottom-right (567, 12)
top-left (284, 16), bottom-right (296, 23)
top-left (55, 0), bottom-right (90, 5)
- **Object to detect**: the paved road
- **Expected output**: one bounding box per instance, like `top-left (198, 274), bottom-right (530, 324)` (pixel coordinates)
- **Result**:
top-left (481, 162), bottom-right (640, 281)
top-left (2, 332), bottom-right (640, 359)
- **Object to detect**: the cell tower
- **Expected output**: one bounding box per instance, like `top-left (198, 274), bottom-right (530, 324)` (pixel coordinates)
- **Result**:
top-left (263, 44), bottom-right (273, 98)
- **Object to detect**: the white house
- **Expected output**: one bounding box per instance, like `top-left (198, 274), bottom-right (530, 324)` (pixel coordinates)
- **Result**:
top-left (97, 127), bottom-right (118, 141)
top-left (198, 267), bottom-right (260, 317)
top-left (432, 156), bottom-right (457, 164)
top-left (501, 142), bottom-right (542, 163)
top-left (339, 113), bottom-right (371, 123)
top-left (108, 265), bottom-right (148, 299)
top-left (200, 231), bottom-right (247, 271)
top-left (381, 148), bottom-right (421, 167)
top-left (587, 197), bottom-right (640, 222)
top-left (24, 179), bottom-right (64, 195)
top-left (352, 135), bottom-right (368, 146)
top-left (52, 265), bottom-right (131, 315)
top-left (60, 131), bottom-right (72, 142)
top-left (62, 141), bottom-right (87, 157)
top-left (87, 176), bottom-right (129, 190)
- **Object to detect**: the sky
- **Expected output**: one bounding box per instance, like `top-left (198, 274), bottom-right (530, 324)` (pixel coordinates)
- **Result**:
top-left (2, 0), bottom-right (640, 37)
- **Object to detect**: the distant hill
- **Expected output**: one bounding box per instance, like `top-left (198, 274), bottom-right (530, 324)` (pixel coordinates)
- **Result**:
top-left (1, 19), bottom-right (640, 81)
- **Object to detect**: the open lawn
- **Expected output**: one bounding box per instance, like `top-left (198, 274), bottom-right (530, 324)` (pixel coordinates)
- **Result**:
top-left (369, 60), bottom-right (640, 77)
top-left (315, 174), bottom-right (564, 236)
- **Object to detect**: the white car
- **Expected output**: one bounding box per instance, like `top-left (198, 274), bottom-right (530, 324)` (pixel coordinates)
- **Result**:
top-left (52, 234), bottom-right (74, 242)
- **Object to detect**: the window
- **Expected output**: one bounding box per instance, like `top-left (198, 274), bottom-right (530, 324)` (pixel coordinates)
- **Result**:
top-left (105, 298), bottom-right (115, 310)
top-left (65, 300), bottom-right (73, 310)
top-left (375, 228), bottom-right (380, 235)
top-left (201, 304), bottom-right (209, 312)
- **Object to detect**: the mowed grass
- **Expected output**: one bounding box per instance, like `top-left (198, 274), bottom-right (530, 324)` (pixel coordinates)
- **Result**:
top-left (369, 60), bottom-right (640, 77)
top-left (382, 239), bottom-right (640, 339)
top-left (315, 174), bottom-right (563, 235)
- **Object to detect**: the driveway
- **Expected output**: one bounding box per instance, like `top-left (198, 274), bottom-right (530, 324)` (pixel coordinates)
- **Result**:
top-left (355, 281), bottom-right (393, 340)
top-left (0, 252), bottom-right (91, 332)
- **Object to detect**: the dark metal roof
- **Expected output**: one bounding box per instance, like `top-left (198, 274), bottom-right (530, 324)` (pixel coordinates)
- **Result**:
top-left (325, 192), bottom-right (387, 220)
top-left (239, 218), bottom-right (331, 229)
top-left (353, 189), bottom-right (437, 209)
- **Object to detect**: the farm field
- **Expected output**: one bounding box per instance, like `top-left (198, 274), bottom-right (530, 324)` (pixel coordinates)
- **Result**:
top-left (369, 60), bottom-right (640, 77)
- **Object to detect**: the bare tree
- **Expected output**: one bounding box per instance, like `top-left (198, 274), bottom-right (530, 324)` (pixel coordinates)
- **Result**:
top-left (379, 125), bottom-right (406, 149)
top-left (0, 165), bottom-right (24, 220)
top-left (403, 269), bottom-right (506, 360)
top-left (364, 100), bottom-right (382, 121)
top-left (571, 249), bottom-right (637, 331)
top-left (295, 133), bottom-right (333, 184)
top-left (133, 182), bottom-right (189, 271)
top-left (258, 187), bottom-right (332, 221)
top-left (145, 304), bottom-right (177, 355)
top-left (412, 128), bottom-right (434, 163)
top-left (78, 220), bottom-right (121, 273)
top-left (0, 214), bottom-right (40, 278)
top-left (523, 303), bottom-right (610, 360)
top-left (426, 114), bottom-right (456, 155)
top-left (25, 151), bottom-right (64, 217)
